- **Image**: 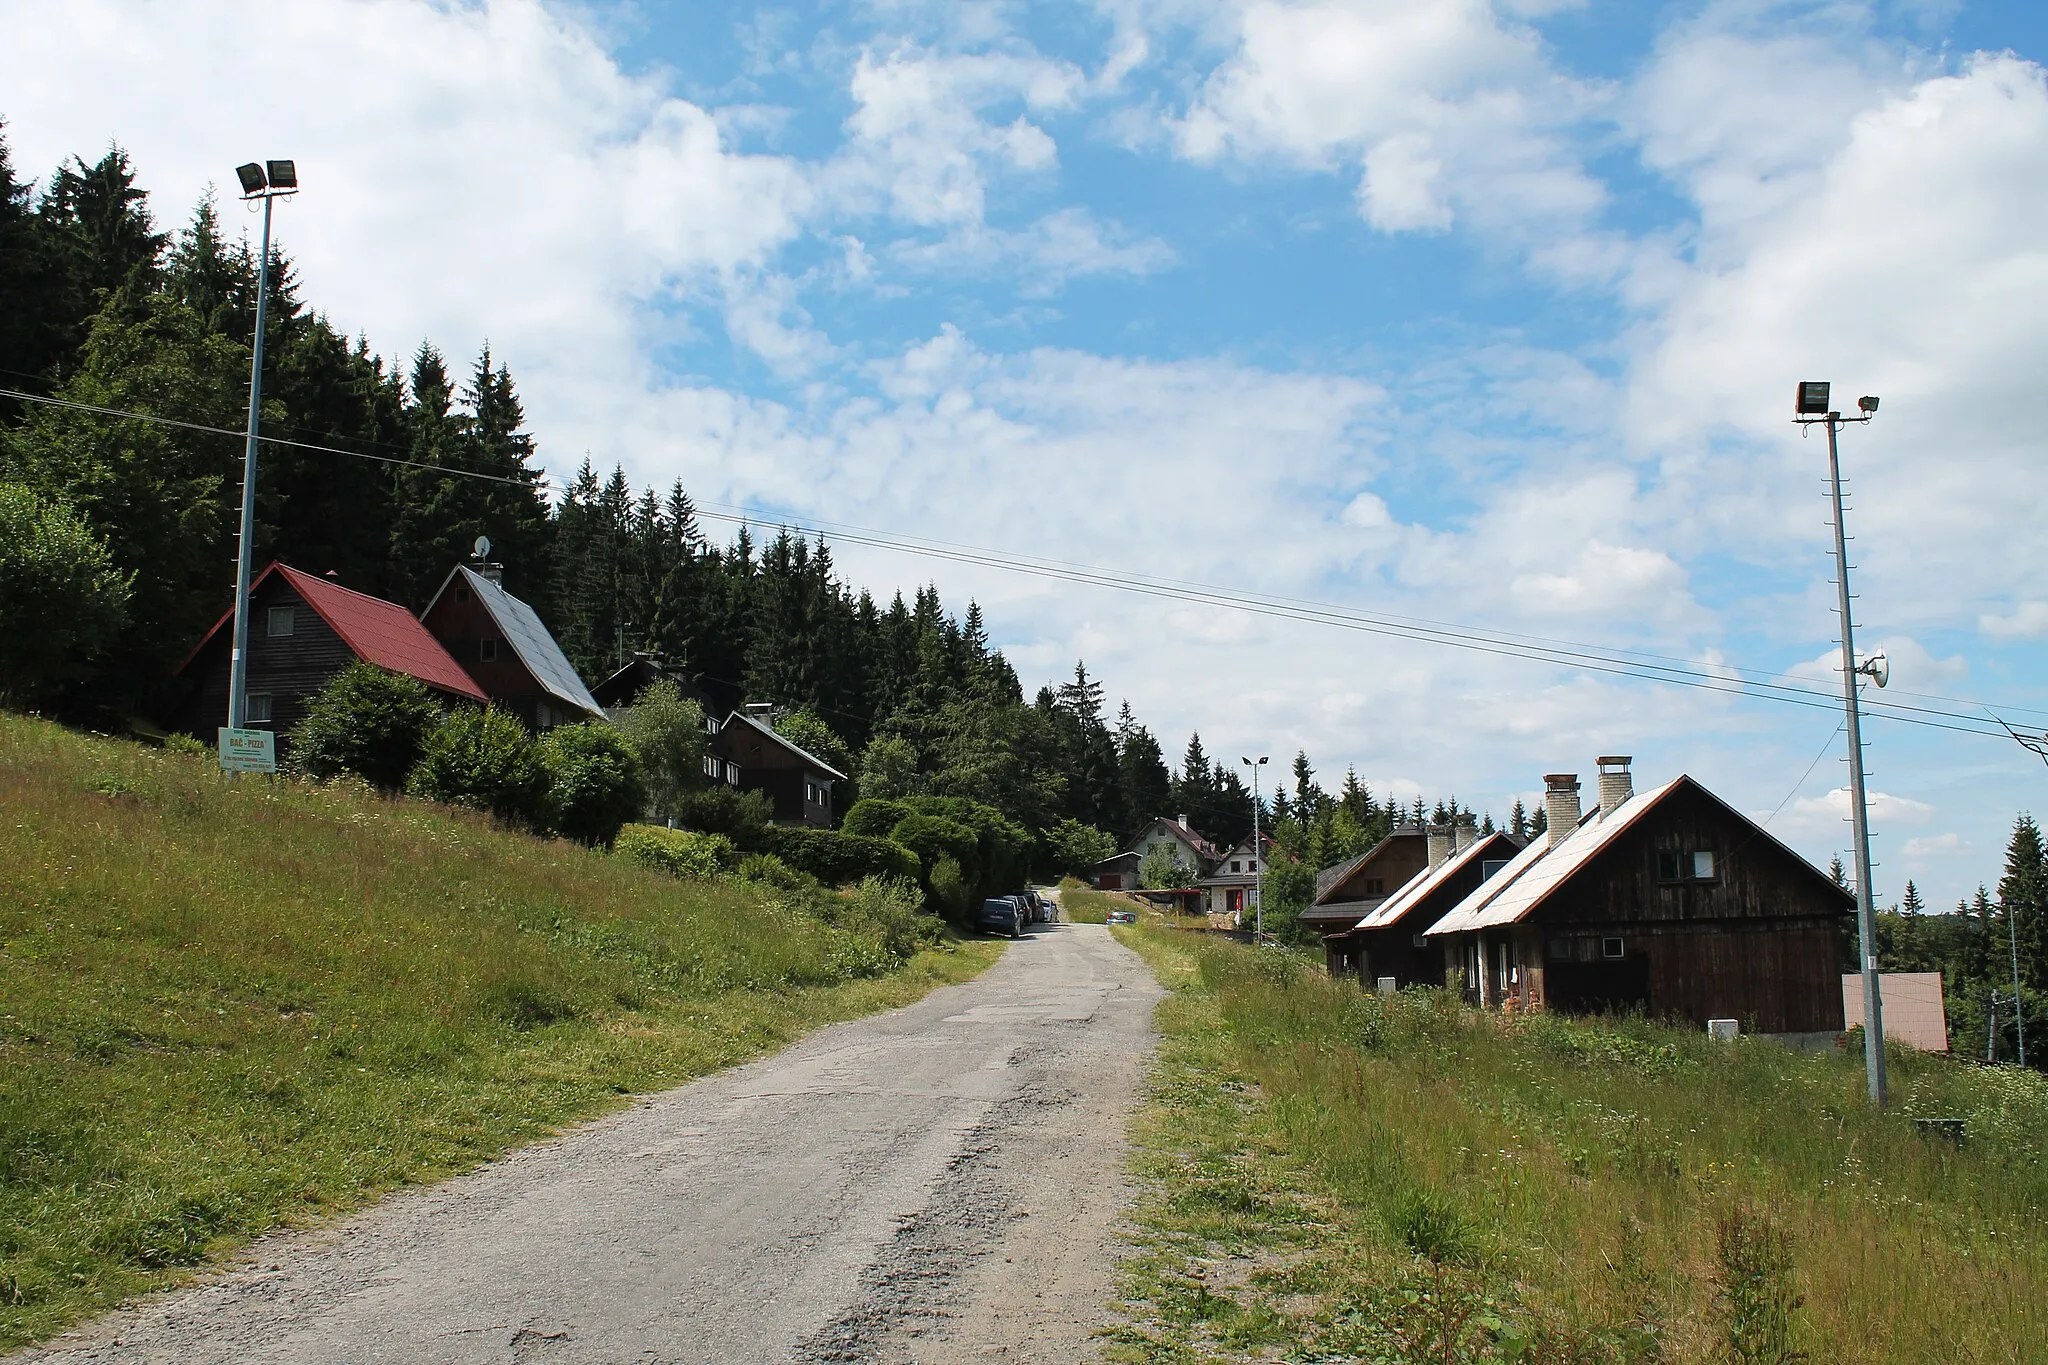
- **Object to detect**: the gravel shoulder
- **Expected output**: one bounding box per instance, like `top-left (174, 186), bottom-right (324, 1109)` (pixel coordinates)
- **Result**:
top-left (14, 922), bottom-right (1161, 1365)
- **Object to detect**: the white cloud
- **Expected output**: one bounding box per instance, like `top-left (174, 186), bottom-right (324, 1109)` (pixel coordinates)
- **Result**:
top-left (1981, 602), bottom-right (2048, 640)
top-left (1169, 0), bottom-right (1604, 236)
top-left (1901, 832), bottom-right (1968, 860)
top-left (1781, 786), bottom-right (1936, 837)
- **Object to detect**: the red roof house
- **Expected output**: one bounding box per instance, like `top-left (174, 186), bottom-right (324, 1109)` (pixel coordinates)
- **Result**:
top-left (166, 563), bottom-right (485, 739)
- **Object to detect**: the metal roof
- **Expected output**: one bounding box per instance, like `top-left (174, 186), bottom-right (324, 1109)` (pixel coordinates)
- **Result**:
top-left (1354, 830), bottom-right (1523, 932)
top-left (1312, 828), bottom-right (1425, 905)
top-left (178, 562), bottom-right (486, 702)
top-left (425, 566), bottom-right (603, 719)
top-left (721, 711), bottom-right (848, 780)
top-left (1423, 780), bottom-right (1680, 936)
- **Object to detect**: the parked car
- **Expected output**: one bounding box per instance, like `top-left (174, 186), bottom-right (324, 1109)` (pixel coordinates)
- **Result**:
top-left (978, 896), bottom-right (1025, 939)
top-left (1106, 910), bottom-right (1138, 925)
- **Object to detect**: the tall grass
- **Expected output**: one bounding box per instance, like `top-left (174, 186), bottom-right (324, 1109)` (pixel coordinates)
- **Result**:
top-left (1111, 928), bottom-right (2048, 1363)
top-left (0, 714), bottom-right (998, 1349)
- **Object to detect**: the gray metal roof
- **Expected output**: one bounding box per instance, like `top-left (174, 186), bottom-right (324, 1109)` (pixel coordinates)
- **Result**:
top-left (427, 565), bottom-right (604, 719)
top-left (722, 712), bottom-right (848, 780)
top-left (1355, 830), bottom-right (1523, 932)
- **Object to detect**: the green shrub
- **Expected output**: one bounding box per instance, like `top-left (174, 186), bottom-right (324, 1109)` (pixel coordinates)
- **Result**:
top-left (1047, 818), bottom-right (1117, 876)
top-left (842, 797), bottom-right (912, 839)
top-left (673, 785), bottom-right (773, 842)
top-left (890, 812), bottom-right (979, 869)
top-left (755, 826), bottom-right (919, 887)
top-left (615, 825), bottom-right (737, 879)
top-left (406, 706), bottom-right (547, 825)
top-left (161, 732), bottom-right (207, 759)
top-left (841, 875), bottom-right (940, 959)
top-left (608, 680), bottom-right (706, 821)
top-left (929, 855), bottom-right (971, 918)
top-left (734, 852), bottom-right (824, 897)
top-left (0, 481), bottom-right (131, 707)
top-left (285, 661), bottom-right (442, 791)
top-left (536, 722), bottom-right (645, 847)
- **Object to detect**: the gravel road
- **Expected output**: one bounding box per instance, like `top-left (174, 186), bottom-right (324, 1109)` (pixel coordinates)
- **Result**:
top-left (16, 921), bottom-right (1161, 1365)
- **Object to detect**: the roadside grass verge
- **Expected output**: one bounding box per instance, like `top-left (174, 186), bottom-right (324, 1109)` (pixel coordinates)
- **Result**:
top-left (0, 714), bottom-right (1001, 1350)
top-left (1106, 926), bottom-right (2048, 1363)
top-left (1061, 886), bottom-right (1139, 924)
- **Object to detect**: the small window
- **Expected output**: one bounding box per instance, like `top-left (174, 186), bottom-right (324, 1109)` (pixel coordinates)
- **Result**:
top-left (1248, 859), bottom-right (1258, 872)
top-left (1230, 860), bottom-right (1241, 873)
top-left (1364, 878), bottom-right (1385, 896)
top-left (266, 606), bottom-right (295, 638)
top-left (1481, 858), bottom-right (1510, 881)
top-left (1656, 851), bottom-right (1683, 882)
top-left (246, 693), bottom-right (273, 724)
top-left (726, 765), bottom-right (739, 787)
top-left (455, 585), bottom-right (471, 602)
top-left (1602, 936), bottom-right (1625, 960)
top-left (1692, 851), bottom-right (1717, 880)
top-left (706, 716), bottom-right (721, 734)
top-left (703, 755), bottom-right (717, 778)
top-left (479, 638), bottom-right (497, 663)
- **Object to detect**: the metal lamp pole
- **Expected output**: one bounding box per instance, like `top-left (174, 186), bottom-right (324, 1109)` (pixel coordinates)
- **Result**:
top-left (1243, 756), bottom-right (1268, 940)
top-left (1796, 381), bottom-right (1886, 1106)
top-left (226, 160), bottom-right (298, 737)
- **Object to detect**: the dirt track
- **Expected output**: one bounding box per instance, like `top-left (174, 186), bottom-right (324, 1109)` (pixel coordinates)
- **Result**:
top-left (16, 922), bottom-right (1161, 1365)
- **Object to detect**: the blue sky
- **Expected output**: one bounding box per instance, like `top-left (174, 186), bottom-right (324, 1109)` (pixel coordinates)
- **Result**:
top-left (6, 0), bottom-right (2048, 907)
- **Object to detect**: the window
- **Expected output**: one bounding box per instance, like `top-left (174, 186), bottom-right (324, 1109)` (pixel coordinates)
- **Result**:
top-left (1248, 859), bottom-right (1258, 872)
top-left (455, 585), bottom-right (471, 602)
top-left (246, 693), bottom-right (273, 724)
top-left (1481, 859), bottom-right (1511, 881)
top-left (265, 606), bottom-right (295, 637)
top-left (1658, 850), bottom-right (1720, 883)
top-left (1230, 860), bottom-right (1241, 873)
top-left (1602, 936), bottom-right (1625, 960)
top-left (478, 638), bottom-right (498, 663)
top-left (1363, 878), bottom-right (1385, 896)
top-left (705, 716), bottom-right (720, 734)
top-left (725, 763), bottom-right (739, 787)
top-left (703, 755), bottom-right (717, 778)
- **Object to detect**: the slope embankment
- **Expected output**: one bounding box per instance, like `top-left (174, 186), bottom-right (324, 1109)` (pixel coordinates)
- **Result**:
top-left (0, 715), bottom-right (997, 1351)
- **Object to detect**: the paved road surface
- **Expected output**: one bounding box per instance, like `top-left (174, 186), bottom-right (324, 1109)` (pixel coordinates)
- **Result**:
top-left (18, 922), bottom-right (1160, 1365)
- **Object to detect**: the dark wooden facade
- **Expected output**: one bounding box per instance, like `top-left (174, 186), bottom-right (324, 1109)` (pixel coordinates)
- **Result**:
top-left (1304, 829), bottom-right (1429, 974)
top-left (166, 573), bottom-right (352, 739)
top-left (1329, 832), bottom-right (1522, 990)
top-left (1442, 779), bottom-right (1853, 1034)
top-left (711, 715), bottom-right (838, 828)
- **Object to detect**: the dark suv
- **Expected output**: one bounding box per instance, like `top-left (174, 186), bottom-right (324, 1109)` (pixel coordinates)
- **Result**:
top-left (978, 896), bottom-right (1024, 939)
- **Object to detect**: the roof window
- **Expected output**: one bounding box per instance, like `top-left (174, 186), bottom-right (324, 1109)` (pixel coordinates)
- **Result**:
top-left (266, 606), bottom-right (295, 638)
top-left (479, 638), bottom-right (498, 663)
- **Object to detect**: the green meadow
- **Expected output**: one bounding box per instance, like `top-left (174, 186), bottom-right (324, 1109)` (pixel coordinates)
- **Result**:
top-left (0, 714), bottom-right (998, 1350)
top-left (1109, 926), bottom-right (2048, 1364)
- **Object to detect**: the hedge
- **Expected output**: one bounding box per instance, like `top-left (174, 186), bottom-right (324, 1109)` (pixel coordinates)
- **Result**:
top-left (754, 826), bottom-right (920, 888)
top-left (615, 825), bottom-right (739, 879)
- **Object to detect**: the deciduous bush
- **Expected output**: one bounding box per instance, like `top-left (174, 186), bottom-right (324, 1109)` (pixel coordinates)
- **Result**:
top-left (842, 797), bottom-right (911, 840)
top-left (0, 482), bottom-right (131, 708)
top-left (608, 680), bottom-right (706, 821)
top-left (406, 706), bottom-right (548, 826)
top-left (673, 785), bottom-right (772, 842)
top-left (841, 874), bottom-right (940, 959)
top-left (614, 825), bottom-right (737, 879)
top-left (537, 722), bottom-right (645, 847)
top-left (1047, 818), bottom-right (1117, 876)
top-left (285, 661), bottom-right (441, 791)
top-left (756, 826), bottom-right (919, 887)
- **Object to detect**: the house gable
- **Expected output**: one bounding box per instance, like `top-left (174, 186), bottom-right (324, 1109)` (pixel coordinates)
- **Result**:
top-left (421, 565), bottom-right (602, 728)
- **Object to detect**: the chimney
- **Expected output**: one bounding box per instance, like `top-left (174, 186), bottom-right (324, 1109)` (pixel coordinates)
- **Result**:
top-left (1543, 774), bottom-right (1581, 850)
top-left (1454, 812), bottom-right (1478, 852)
top-left (1426, 821), bottom-right (1454, 869)
top-left (745, 701), bottom-right (773, 717)
top-left (1597, 756), bottom-right (1634, 822)
top-left (1178, 813), bottom-right (1188, 830)
top-left (481, 563), bottom-right (504, 585)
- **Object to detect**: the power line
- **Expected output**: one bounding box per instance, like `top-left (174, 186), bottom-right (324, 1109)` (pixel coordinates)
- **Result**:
top-left (688, 506), bottom-right (2021, 742)
top-left (0, 386), bottom-right (536, 487)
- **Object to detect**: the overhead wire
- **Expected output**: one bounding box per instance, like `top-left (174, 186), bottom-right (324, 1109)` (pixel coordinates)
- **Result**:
top-left (4, 383), bottom-right (2041, 745)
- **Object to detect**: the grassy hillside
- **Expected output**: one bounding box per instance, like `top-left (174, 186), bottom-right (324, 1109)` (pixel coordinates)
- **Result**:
top-left (0, 715), bottom-right (998, 1350)
top-left (1108, 928), bottom-right (2048, 1364)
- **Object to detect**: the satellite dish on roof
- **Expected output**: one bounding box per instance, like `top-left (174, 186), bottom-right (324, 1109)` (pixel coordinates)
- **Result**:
top-left (473, 535), bottom-right (491, 561)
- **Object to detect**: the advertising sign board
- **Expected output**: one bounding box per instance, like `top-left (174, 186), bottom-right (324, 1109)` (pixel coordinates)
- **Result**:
top-left (218, 727), bottom-right (277, 773)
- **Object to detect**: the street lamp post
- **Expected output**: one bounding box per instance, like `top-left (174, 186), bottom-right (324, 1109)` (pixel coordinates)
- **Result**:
top-left (225, 159), bottom-right (298, 740)
top-left (1242, 756), bottom-right (1268, 940)
top-left (1795, 380), bottom-right (1887, 1107)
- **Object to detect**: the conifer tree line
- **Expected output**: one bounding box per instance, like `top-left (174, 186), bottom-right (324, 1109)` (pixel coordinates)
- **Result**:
top-left (0, 130), bottom-right (1423, 861)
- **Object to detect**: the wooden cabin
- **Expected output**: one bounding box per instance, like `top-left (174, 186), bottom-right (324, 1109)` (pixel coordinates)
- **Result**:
top-left (420, 564), bottom-right (604, 730)
top-left (1424, 760), bottom-right (1854, 1034)
top-left (1301, 826), bottom-right (1430, 975)
top-left (709, 709), bottom-right (845, 828)
top-left (165, 562), bottom-right (486, 740)
top-left (1326, 822), bottom-right (1523, 990)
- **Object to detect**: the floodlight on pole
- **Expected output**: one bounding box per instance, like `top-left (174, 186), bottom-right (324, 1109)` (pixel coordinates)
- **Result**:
top-left (224, 159), bottom-right (300, 754)
top-left (1243, 756), bottom-right (1269, 941)
top-left (1794, 380), bottom-right (1887, 1107)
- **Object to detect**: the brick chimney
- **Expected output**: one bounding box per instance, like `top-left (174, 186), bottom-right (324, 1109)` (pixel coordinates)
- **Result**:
top-left (1543, 774), bottom-right (1581, 850)
top-left (1454, 812), bottom-right (1478, 852)
top-left (1427, 821), bottom-right (1454, 869)
top-left (1597, 756), bottom-right (1634, 822)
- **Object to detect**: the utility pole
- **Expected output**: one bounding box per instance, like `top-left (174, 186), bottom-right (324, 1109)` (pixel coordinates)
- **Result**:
top-left (1796, 381), bottom-right (1886, 1106)
top-left (1243, 755), bottom-right (1268, 941)
top-left (225, 160), bottom-right (298, 739)
top-left (2010, 897), bottom-right (2027, 1067)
